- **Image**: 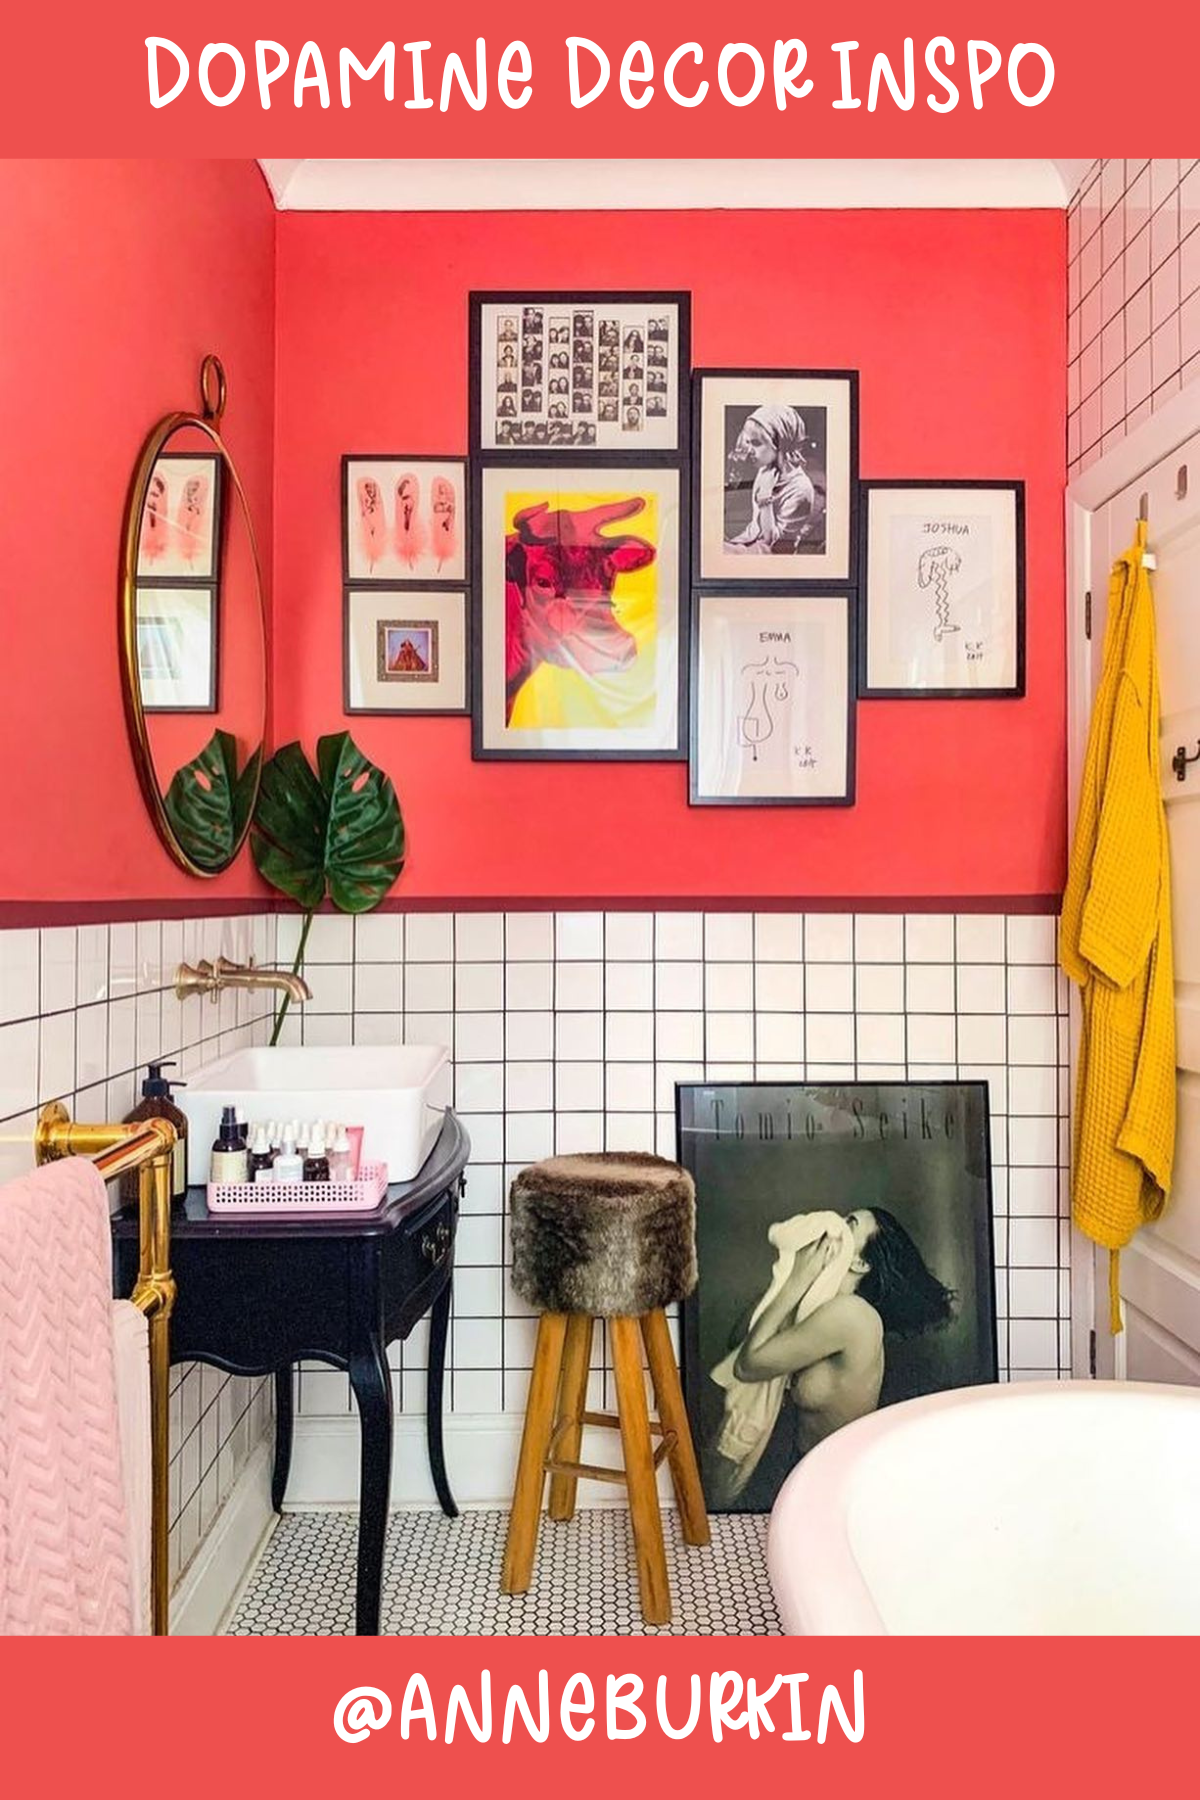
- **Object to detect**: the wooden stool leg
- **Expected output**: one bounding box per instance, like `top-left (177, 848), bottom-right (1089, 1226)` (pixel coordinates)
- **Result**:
top-left (501, 1312), bottom-right (568, 1595)
top-left (610, 1314), bottom-right (671, 1626)
top-left (641, 1309), bottom-right (710, 1548)
top-left (548, 1313), bottom-right (593, 1522)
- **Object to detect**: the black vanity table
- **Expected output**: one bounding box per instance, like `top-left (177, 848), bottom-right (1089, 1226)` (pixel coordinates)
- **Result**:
top-left (112, 1111), bottom-right (470, 1636)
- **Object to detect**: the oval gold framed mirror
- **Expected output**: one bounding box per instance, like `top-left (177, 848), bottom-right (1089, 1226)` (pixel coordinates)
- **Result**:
top-left (118, 355), bottom-right (268, 878)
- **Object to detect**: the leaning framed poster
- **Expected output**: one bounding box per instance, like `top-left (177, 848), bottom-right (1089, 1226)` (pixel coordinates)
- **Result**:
top-left (694, 368), bottom-right (859, 586)
top-left (859, 479), bottom-right (1026, 697)
top-left (470, 291), bottom-right (690, 458)
top-left (472, 461), bottom-right (686, 760)
top-left (690, 590), bottom-right (855, 805)
top-left (676, 1080), bottom-right (997, 1513)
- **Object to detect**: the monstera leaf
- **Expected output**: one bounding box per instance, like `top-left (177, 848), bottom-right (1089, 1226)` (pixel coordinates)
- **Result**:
top-left (163, 731), bottom-right (261, 874)
top-left (250, 733), bottom-right (405, 914)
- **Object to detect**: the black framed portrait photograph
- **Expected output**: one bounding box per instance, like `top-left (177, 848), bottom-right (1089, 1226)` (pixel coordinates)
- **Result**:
top-left (859, 480), bottom-right (1026, 697)
top-left (694, 369), bottom-right (859, 587)
top-left (471, 292), bottom-right (690, 458)
top-left (677, 1080), bottom-right (997, 1513)
top-left (690, 590), bottom-right (855, 806)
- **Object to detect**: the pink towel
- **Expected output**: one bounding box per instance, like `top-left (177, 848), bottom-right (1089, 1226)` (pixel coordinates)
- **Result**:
top-left (0, 1158), bottom-right (134, 1634)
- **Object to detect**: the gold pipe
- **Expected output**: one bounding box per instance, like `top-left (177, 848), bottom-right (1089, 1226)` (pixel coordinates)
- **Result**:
top-left (35, 1101), bottom-right (177, 1636)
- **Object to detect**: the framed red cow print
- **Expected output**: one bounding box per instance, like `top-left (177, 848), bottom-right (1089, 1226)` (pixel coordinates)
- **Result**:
top-left (472, 462), bottom-right (687, 760)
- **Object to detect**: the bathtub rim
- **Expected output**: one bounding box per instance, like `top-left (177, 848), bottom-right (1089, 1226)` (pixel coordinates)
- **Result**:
top-left (766, 1377), bottom-right (1200, 1635)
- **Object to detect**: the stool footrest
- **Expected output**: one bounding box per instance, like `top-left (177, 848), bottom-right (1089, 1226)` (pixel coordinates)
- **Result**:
top-left (545, 1410), bottom-right (678, 1486)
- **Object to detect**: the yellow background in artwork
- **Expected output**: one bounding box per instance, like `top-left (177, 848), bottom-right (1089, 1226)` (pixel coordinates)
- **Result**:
top-left (505, 488), bottom-right (659, 731)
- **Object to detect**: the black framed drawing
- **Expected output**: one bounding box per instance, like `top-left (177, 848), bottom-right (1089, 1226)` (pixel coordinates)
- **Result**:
top-left (342, 455), bottom-right (468, 586)
top-left (343, 586), bottom-right (469, 716)
top-left (676, 1080), bottom-right (997, 1513)
top-left (470, 292), bottom-right (691, 460)
top-left (471, 460), bottom-right (687, 761)
top-left (859, 480), bottom-right (1026, 698)
top-left (693, 368), bottom-right (859, 588)
top-left (689, 590), bottom-right (856, 806)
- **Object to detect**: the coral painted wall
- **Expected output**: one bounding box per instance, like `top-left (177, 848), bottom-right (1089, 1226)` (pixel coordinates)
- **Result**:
top-left (274, 208), bottom-right (1066, 905)
top-left (0, 159), bottom-right (275, 909)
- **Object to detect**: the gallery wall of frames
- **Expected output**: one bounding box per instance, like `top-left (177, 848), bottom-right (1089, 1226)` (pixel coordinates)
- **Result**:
top-left (341, 290), bottom-right (1026, 809)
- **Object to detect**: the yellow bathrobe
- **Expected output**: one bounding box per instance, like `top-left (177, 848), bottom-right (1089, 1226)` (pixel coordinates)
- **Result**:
top-left (1059, 524), bottom-right (1176, 1332)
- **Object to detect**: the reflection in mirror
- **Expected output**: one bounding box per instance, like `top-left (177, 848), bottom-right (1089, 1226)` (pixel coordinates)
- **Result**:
top-left (120, 360), bottom-right (267, 877)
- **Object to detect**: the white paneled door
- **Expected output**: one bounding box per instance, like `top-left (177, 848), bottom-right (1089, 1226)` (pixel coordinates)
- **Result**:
top-left (1071, 401), bottom-right (1200, 1380)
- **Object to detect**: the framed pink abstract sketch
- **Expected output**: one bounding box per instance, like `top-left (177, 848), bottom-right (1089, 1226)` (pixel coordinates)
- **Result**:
top-left (136, 452), bottom-right (222, 581)
top-left (342, 456), bottom-right (467, 586)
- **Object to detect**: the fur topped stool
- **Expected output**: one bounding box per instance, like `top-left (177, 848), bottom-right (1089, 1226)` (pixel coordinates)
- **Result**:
top-left (501, 1152), bottom-right (710, 1626)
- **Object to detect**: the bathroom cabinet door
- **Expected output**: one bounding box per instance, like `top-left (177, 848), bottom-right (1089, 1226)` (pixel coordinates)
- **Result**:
top-left (1074, 412), bottom-right (1200, 1383)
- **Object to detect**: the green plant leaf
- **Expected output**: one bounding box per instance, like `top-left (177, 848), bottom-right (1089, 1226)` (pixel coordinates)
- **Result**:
top-left (250, 732), bottom-right (405, 915)
top-left (163, 730), bottom-right (260, 873)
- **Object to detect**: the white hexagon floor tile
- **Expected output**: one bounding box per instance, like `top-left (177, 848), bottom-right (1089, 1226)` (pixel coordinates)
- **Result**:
top-left (225, 1508), bottom-right (781, 1636)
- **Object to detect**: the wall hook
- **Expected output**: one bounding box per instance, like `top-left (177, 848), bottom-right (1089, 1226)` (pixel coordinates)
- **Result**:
top-left (1172, 740), bottom-right (1200, 782)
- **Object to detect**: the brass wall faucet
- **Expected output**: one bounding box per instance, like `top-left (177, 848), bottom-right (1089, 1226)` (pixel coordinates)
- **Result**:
top-left (175, 955), bottom-right (312, 1005)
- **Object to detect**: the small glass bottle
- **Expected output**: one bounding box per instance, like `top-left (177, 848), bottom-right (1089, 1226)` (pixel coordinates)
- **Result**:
top-left (210, 1105), bottom-right (249, 1184)
top-left (274, 1130), bottom-right (303, 1185)
top-left (249, 1125), bottom-right (275, 1182)
top-left (303, 1126), bottom-right (330, 1184)
top-left (328, 1128), bottom-right (354, 1183)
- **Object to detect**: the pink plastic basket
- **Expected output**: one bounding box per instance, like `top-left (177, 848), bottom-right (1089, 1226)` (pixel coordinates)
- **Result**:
top-left (205, 1160), bottom-right (389, 1216)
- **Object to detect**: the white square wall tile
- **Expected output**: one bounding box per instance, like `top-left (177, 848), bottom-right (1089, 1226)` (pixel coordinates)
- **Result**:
top-left (354, 963), bottom-right (403, 1013)
top-left (655, 1061), bottom-right (704, 1110)
top-left (455, 962), bottom-right (503, 1011)
top-left (454, 912), bottom-right (504, 962)
top-left (705, 963), bottom-right (753, 1011)
top-left (39, 1011), bottom-right (75, 1101)
top-left (805, 1013), bottom-right (855, 1062)
top-left (906, 1014), bottom-right (956, 1062)
top-left (556, 1012), bottom-right (604, 1061)
top-left (955, 914), bottom-right (1006, 962)
top-left (556, 912), bottom-right (604, 960)
top-left (854, 915), bottom-right (903, 962)
top-left (454, 1063), bottom-right (504, 1112)
top-left (505, 1011), bottom-right (553, 1060)
top-left (856, 964), bottom-right (904, 1014)
top-left (0, 1019), bottom-right (38, 1120)
top-left (39, 928), bottom-right (77, 1014)
top-left (556, 1111), bottom-right (605, 1154)
top-left (456, 1011), bottom-right (505, 1062)
top-left (906, 964), bottom-right (955, 1013)
top-left (754, 913), bottom-right (803, 961)
top-left (405, 913), bottom-right (454, 962)
top-left (1010, 1014), bottom-right (1061, 1067)
top-left (605, 963), bottom-right (653, 1010)
top-left (606, 1011), bottom-right (654, 1059)
top-left (904, 914), bottom-right (955, 962)
top-left (1007, 915), bottom-right (1057, 963)
top-left (1007, 965), bottom-right (1059, 1015)
top-left (294, 912), bottom-right (355, 963)
top-left (806, 963), bottom-right (854, 1012)
top-left (605, 912), bottom-right (653, 960)
top-left (957, 1013), bottom-right (1008, 1064)
top-left (804, 913), bottom-right (853, 961)
top-left (655, 1012), bottom-right (703, 1060)
top-left (506, 1061), bottom-right (554, 1112)
top-left (655, 961), bottom-right (703, 1010)
top-left (354, 911), bottom-right (403, 962)
top-left (705, 913), bottom-right (754, 961)
top-left (557, 1062), bottom-right (604, 1111)
top-left (1008, 1066), bottom-right (1059, 1115)
top-left (555, 962), bottom-right (603, 1011)
top-left (405, 962), bottom-right (453, 1013)
top-left (755, 1014), bottom-right (803, 1062)
top-left (76, 925), bottom-right (109, 1006)
top-left (505, 912), bottom-right (553, 961)
top-left (507, 963), bottom-right (554, 1011)
top-left (606, 1063), bottom-right (654, 1110)
top-left (0, 930), bottom-right (39, 1025)
top-left (957, 963), bottom-right (1006, 1014)
top-left (857, 1014), bottom-right (905, 1063)
top-left (655, 912), bottom-right (703, 960)
top-left (755, 963), bottom-right (804, 1012)
top-left (706, 1013), bottom-right (754, 1060)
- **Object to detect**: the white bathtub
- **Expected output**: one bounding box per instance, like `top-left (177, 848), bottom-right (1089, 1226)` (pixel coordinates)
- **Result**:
top-left (768, 1380), bottom-right (1200, 1634)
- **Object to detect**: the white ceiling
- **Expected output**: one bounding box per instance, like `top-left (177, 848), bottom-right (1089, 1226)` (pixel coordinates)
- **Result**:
top-left (260, 158), bottom-right (1093, 212)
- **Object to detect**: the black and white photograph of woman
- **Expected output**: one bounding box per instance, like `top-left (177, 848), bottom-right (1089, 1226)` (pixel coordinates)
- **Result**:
top-left (678, 1081), bottom-right (996, 1513)
top-left (723, 403), bottom-right (827, 556)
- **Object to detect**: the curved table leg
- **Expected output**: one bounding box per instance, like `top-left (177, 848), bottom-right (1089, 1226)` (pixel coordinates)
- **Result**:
top-left (426, 1278), bottom-right (458, 1518)
top-left (348, 1340), bottom-right (393, 1637)
top-left (271, 1366), bottom-right (294, 1514)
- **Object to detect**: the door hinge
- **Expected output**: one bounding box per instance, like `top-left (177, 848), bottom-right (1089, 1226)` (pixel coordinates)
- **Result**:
top-left (1084, 590), bottom-right (1092, 640)
top-left (1088, 1328), bottom-right (1097, 1377)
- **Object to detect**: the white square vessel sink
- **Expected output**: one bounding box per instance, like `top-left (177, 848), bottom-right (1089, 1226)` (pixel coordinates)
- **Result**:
top-left (178, 1044), bottom-right (451, 1185)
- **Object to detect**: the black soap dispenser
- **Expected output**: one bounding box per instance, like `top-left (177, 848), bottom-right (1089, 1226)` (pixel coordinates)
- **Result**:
top-left (122, 1060), bottom-right (189, 1204)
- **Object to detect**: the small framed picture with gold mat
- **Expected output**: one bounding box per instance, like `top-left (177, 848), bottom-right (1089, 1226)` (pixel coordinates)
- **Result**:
top-left (472, 462), bottom-right (687, 760)
top-left (343, 587), bottom-right (468, 715)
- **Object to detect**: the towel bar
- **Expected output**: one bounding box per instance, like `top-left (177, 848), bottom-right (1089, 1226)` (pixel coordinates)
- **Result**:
top-left (34, 1101), bottom-right (176, 1636)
